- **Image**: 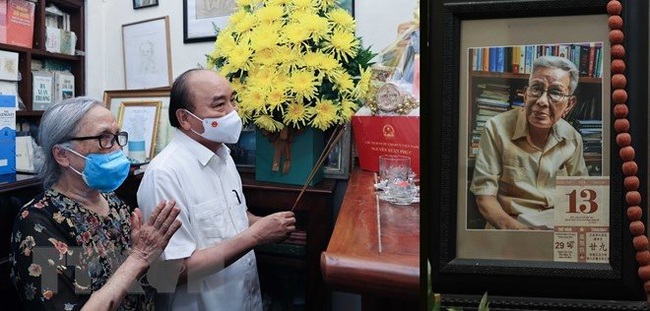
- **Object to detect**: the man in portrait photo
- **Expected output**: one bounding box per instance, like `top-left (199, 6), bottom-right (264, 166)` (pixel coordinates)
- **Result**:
top-left (470, 55), bottom-right (590, 230)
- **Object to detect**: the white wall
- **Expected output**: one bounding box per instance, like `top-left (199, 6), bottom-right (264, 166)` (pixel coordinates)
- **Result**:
top-left (85, 0), bottom-right (418, 99)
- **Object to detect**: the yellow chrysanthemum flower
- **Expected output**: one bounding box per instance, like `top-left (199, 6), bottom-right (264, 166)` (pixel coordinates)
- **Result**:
top-left (254, 114), bottom-right (285, 132)
top-left (310, 99), bottom-right (339, 131)
top-left (327, 8), bottom-right (355, 32)
top-left (339, 97), bottom-right (358, 121)
top-left (323, 29), bottom-right (358, 62)
top-left (283, 102), bottom-right (313, 127)
top-left (317, 0), bottom-right (338, 10)
top-left (291, 0), bottom-right (315, 11)
top-left (229, 9), bottom-right (249, 26)
top-left (239, 88), bottom-right (268, 114)
top-left (352, 65), bottom-right (373, 98)
top-left (282, 23), bottom-right (310, 45)
top-left (299, 13), bottom-right (329, 42)
top-left (290, 70), bottom-right (318, 101)
top-left (332, 70), bottom-right (354, 94)
top-left (224, 45), bottom-right (254, 71)
top-left (248, 67), bottom-right (281, 89)
top-left (255, 5), bottom-right (284, 24)
top-left (267, 86), bottom-right (288, 112)
top-left (233, 13), bottom-right (257, 34)
top-left (249, 25), bottom-right (281, 51)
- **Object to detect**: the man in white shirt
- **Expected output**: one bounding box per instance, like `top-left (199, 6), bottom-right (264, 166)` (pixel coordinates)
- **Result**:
top-left (137, 68), bottom-right (296, 310)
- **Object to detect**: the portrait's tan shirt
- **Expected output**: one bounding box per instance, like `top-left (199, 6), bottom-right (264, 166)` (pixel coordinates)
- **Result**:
top-left (470, 107), bottom-right (589, 215)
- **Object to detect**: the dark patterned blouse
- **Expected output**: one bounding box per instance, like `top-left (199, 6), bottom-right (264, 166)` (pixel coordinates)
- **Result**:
top-left (10, 189), bottom-right (155, 311)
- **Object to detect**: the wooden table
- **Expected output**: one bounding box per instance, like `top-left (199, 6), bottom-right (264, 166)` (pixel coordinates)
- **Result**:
top-left (321, 168), bottom-right (419, 309)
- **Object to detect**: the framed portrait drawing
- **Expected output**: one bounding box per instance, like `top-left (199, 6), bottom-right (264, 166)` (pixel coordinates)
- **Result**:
top-left (122, 16), bottom-right (172, 89)
top-left (426, 0), bottom-right (649, 309)
top-left (183, 0), bottom-right (236, 43)
top-left (117, 101), bottom-right (162, 162)
top-left (133, 0), bottom-right (158, 10)
top-left (103, 88), bottom-right (172, 157)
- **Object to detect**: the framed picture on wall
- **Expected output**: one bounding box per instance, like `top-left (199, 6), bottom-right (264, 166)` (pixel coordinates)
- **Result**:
top-left (117, 101), bottom-right (162, 162)
top-left (103, 88), bottom-right (173, 157)
top-left (122, 16), bottom-right (173, 89)
top-left (427, 0), bottom-right (650, 309)
top-left (183, 0), bottom-right (236, 43)
top-left (133, 0), bottom-right (158, 10)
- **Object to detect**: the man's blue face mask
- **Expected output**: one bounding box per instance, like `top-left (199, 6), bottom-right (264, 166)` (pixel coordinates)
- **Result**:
top-left (66, 148), bottom-right (131, 192)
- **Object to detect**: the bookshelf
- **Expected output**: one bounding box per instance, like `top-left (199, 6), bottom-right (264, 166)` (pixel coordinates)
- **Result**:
top-left (2, 0), bottom-right (85, 118)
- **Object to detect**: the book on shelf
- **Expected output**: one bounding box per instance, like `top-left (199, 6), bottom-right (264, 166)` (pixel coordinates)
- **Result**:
top-left (0, 49), bottom-right (18, 81)
top-left (6, 0), bottom-right (35, 49)
top-left (15, 135), bottom-right (34, 173)
top-left (0, 94), bottom-right (16, 175)
top-left (53, 71), bottom-right (74, 103)
top-left (0, 0), bottom-right (6, 43)
top-left (32, 70), bottom-right (54, 111)
top-left (471, 43), bottom-right (603, 77)
top-left (45, 27), bottom-right (77, 55)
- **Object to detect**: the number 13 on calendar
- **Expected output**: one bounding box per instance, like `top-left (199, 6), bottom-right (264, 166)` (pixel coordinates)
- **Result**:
top-left (553, 176), bottom-right (610, 263)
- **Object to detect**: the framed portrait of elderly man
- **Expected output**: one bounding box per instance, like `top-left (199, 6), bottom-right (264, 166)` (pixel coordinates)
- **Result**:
top-left (426, 0), bottom-right (650, 309)
top-left (465, 41), bottom-right (606, 231)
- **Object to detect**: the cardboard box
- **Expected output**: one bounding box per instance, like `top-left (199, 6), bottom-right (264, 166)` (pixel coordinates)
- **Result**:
top-left (352, 115), bottom-right (420, 176)
top-left (0, 94), bottom-right (16, 175)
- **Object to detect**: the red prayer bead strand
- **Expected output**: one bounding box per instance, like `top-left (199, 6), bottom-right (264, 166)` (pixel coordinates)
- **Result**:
top-left (608, 0), bottom-right (650, 296)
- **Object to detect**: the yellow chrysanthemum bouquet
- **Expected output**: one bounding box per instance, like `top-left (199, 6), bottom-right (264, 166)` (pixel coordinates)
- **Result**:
top-left (207, 0), bottom-right (375, 133)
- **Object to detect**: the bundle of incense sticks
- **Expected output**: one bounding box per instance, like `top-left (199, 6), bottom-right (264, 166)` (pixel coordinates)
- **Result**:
top-left (291, 125), bottom-right (347, 212)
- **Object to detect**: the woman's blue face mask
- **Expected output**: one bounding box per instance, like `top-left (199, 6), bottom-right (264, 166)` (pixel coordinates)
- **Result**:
top-left (66, 148), bottom-right (131, 192)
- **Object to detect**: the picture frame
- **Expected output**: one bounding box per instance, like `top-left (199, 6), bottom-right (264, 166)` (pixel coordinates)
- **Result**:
top-left (183, 0), bottom-right (236, 43)
top-left (426, 0), bottom-right (650, 309)
top-left (117, 101), bottom-right (162, 161)
top-left (133, 0), bottom-right (159, 10)
top-left (323, 124), bottom-right (352, 179)
top-left (122, 16), bottom-right (172, 89)
top-left (103, 88), bottom-right (173, 158)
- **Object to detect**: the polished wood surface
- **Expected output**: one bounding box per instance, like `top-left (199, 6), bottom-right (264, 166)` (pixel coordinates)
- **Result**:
top-left (321, 168), bottom-right (419, 298)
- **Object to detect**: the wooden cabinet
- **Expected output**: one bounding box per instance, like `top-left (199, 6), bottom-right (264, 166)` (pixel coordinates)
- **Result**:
top-left (240, 172), bottom-right (336, 311)
top-left (4, 0), bottom-right (85, 118)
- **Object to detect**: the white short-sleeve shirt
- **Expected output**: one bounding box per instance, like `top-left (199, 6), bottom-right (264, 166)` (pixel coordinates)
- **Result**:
top-left (137, 129), bottom-right (261, 311)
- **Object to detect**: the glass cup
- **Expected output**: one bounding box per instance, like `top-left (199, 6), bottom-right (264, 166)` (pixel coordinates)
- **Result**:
top-left (387, 178), bottom-right (418, 205)
top-left (378, 155), bottom-right (411, 201)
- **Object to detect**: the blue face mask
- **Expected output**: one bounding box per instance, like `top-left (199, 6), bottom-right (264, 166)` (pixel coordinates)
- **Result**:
top-left (66, 148), bottom-right (131, 192)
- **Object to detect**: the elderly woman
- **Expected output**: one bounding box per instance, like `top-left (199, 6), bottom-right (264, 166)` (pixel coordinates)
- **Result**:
top-left (10, 97), bottom-right (181, 310)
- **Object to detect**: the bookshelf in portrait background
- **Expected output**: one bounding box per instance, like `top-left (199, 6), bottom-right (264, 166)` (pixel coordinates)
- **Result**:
top-left (465, 43), bottom-right (603, 229)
